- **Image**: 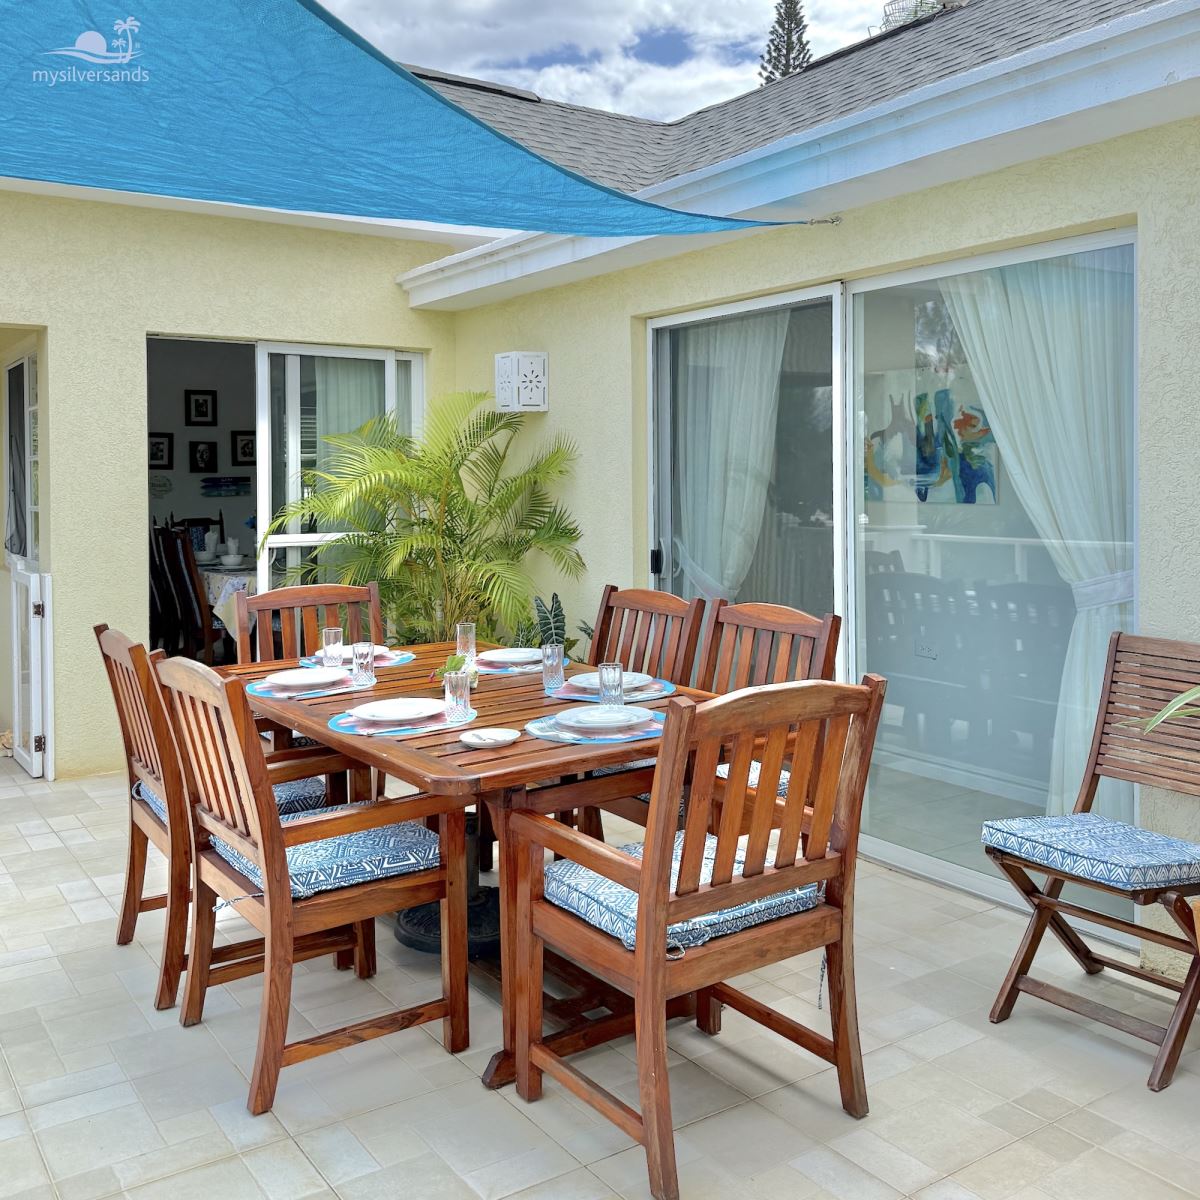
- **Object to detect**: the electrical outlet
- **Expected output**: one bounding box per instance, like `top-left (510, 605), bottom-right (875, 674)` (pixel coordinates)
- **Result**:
top-left (914, 640), bottom-right (939, 661)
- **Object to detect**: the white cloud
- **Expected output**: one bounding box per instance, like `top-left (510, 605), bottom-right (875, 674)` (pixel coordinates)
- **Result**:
top-left (323, 0), bottom-right (881, 120)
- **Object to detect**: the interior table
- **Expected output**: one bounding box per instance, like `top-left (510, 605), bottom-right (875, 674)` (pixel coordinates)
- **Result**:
top-left (228, 641), bottom-right (713, 1088)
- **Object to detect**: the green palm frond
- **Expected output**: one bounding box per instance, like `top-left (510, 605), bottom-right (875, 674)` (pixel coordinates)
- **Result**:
top-left (266, 392), bottom-right (585, 643)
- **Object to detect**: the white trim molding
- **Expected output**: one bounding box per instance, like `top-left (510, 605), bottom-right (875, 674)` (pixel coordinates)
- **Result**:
top-left (400, 0), bottom-right (1200, 310)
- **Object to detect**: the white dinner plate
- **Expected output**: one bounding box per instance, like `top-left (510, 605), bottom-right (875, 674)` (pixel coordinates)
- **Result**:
top-left (348, 697), bottom-right (445, 725)
top-left (554, 705), bottom-right (655, 733)
top-left (569, 670), bottom-right (653, 692)
top-left (476, 647), bottom-right (542, 666)
top-left (264, 666), bottom-right (348, 691)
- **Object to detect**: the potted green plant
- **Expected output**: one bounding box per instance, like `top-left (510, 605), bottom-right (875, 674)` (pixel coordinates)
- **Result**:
top-left (267, 391), bottom-right (585, 642)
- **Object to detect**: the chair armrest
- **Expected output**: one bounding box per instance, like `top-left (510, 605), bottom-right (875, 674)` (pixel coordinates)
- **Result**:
top-left (509, 811), bottom-right (643, 891)
top-left (281, 792), bottom-right (465, 847)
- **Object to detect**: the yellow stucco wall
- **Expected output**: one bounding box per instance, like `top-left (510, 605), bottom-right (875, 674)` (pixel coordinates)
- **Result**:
top-left (0, 190), bottom-right (457, 775)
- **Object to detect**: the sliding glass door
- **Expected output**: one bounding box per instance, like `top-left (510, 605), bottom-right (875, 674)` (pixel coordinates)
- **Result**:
top-left (255, 344), bottom-right (421, 587)
top-left (653, 290), bottom-right (840, 621)
top-left (850, 239), bottom-right (1136, 881)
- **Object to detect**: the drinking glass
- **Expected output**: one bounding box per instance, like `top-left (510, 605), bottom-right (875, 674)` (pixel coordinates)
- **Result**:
top-left (541, 643), bottom-right (565, 693)
top-left (321, 626), bottom-right (344, 667)
top-left (456, 622), bottom-right (477, 670)
top-left (598, 661), bottom-right (624, 708)
top-left (350, 642), bottom-right (376, 688)
top-left (444, 670), bottom-right (472, 723)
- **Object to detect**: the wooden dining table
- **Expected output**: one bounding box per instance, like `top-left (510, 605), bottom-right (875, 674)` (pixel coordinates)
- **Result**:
top-left (226, 641), bottom-right (713, 1088)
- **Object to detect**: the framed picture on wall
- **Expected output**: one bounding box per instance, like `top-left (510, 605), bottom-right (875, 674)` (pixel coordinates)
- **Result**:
top-left (148, 432), bottom-right (173, 469)
top-left (184, 389), bottom-right (218, 426)
top-left (230, 429), bottom-right (256, 466)
top-left (189, 440), bottom-right (217, 473)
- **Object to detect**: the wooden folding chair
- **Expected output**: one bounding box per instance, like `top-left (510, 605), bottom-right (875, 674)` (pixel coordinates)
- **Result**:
top-left (984, 632), bottom-right (1200, 1091)
top-left (234, 582), bottom-right (384, 665)
top-left (511, 676), bottom-right (885, 1200)
top-left (154, 655), bottom-right (469, 1114)
top-left (95, 625), bottom-right (351, 1010)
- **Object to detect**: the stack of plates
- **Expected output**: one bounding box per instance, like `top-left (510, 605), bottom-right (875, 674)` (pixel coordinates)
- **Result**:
top-left (476, 647), bottom-right (542, 669)
top-left (568, 671), bottom-right (653, 693)
top-left (552, 705), bottom-right (657, 735)
top-left (263, 666), bottom-right (349, 692)
top-left (346, 697), bottom-right (445, 726)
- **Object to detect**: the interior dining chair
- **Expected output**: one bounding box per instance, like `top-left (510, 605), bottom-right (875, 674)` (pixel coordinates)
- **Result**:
top-left (153, 654), bottom-right (469, 1115)
top-left (510, 676), bottom-right (886, 1200)
top-left (160, 526), bottom-right (226, 664)
top-left (983, 631), bottom-right (1200, 1091)
top-left (95, 624), bottom-right (350, 1009)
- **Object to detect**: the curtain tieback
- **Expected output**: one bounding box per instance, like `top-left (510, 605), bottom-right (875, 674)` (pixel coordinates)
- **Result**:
top-left (673, 541), bottom-right (729, 602)
top-left (1071, 570), bottom-right (1134, 611)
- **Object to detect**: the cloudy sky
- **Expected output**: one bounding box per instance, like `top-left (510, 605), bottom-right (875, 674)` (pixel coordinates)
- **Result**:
top-left (324, 0), bottom-right (881, 120)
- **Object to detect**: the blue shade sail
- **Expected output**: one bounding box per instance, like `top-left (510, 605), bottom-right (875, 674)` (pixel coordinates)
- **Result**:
top-left (0, 1), bottom-right (774, 237)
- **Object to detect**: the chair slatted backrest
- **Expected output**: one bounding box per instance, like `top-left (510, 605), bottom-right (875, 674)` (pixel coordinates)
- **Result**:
top-left (588, 585), bottom-right (705, 687)
top-left (94, 625), bottom-right (186, 830)
top-left (154, 655), bottom-right (283, 879)
top-left (640, 678), bottom-right (885, 935)
top-left (696, 601), bottom-right (840, 694)
top-left (235, 583), bottom-right (384, 664)
top-left (160, 526), bottom-right (211, 637)
top-left (1081, 632), bottom-right (1200, 805)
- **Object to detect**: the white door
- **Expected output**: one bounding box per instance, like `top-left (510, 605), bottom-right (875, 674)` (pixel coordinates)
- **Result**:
top-left (5, 354), bottom-right (50, 779)
top-left (9, 564), bottom-right (45, 777)
top-left (253, 344), bottom-right (423, 589)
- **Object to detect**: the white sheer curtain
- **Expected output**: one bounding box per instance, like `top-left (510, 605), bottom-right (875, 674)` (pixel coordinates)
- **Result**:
top-left (673, 310), bottom-right (790, 600)
top-left (312, 357), bottom-right (386, 471)
top-left (940, 247), bottom-right (1135, 819)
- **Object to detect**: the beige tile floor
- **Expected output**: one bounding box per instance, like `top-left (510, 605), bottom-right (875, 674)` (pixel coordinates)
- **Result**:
top-left (3, 757), bottom-right (1200, 1200)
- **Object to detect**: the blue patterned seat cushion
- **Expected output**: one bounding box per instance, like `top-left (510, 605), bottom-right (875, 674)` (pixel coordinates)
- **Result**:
top-left (210, 807), bottom-right (440, 899)
top-left (715, 760), bottom-right (792, 798)
top-left (982, 813), bottom-right (1200, 890)
top-left (544, 830), bottom-right (821, 952)
top-left (133, 775), bottom-right (328, 825)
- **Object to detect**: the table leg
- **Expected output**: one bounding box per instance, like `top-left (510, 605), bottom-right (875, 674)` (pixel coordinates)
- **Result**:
top-left (482, 788), bottom-right (520, 1089)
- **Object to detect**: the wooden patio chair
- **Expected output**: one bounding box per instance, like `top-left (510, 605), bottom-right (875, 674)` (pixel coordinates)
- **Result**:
top-left (95, 625), bottom-right (350, 1010)
top-left (159, 526), bottom-right (226, 664)
top-left (510, 675), bottom-right (886, 1200)
top-left (233, 582), bottom-right (384, 664)
top-left (983, 632), bottom-right (1200, 1091)
top-left (154, 654), bottom-right (469, 1114)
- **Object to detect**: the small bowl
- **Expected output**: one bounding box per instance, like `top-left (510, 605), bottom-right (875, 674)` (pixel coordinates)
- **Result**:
top-left (459, 727), bottom-right (520, 749)
top-left (219, 554), bottom-right (243, 566)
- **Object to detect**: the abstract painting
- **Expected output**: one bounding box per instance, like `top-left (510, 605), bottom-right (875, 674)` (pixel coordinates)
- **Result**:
top-left (865, 382), bottom-right (997, 505)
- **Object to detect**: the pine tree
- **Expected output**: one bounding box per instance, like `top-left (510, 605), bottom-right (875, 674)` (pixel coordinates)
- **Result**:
top-left (759, 0), bottom-right (812, 84)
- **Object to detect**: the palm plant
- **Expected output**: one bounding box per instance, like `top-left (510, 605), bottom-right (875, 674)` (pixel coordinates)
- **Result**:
top-left (267, 392), bottom-right (585, 643)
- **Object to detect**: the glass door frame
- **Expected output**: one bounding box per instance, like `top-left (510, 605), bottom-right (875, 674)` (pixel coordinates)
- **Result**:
top-left (253, 342), bottom-right (425, 590)
top-left (844, 227), bottom-right (1140, 909)
top-left (645, 282), bottom-right (849, 679)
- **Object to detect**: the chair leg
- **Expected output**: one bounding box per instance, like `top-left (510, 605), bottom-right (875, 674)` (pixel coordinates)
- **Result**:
top-left (248, 927), bottom-right (294, 1115)
top-left (353, 919), bottom-right (377, 980)
top-left (826, 939), bottom-right (868, 1119)
top-left (180, 876), bottom-right (216, 1027)
top-left (1148, 956), bottom-right (1200, 1091)
top-left (635, 990), bottom-right (678, 1200)
top-left (440, 811), bottom-right (469, 1054)
top-left (515, 849), bottom-right (545, 1103)
top-left (695, 987), bottom-right (722, 1035)
top-left (578, 806), bottom-right (604, 842)
top-left (154, 852), bottom-right (191, 1010)
top-left (117, 821), bottom-right (149, 945)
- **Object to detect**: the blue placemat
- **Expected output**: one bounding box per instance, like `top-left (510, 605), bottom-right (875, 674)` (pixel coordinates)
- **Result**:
top-left (300, 650), bottom-right (416, 668)
top-left (328, 708), bottom-right (477, 738)
top-left (525, 711), bottom-right (665, 745)
top-left (549, 679), bottom-right (676, 704)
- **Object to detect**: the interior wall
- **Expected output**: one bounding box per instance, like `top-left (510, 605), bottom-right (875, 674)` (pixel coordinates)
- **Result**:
top-left (146, 338), bottom-right (256, 538)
